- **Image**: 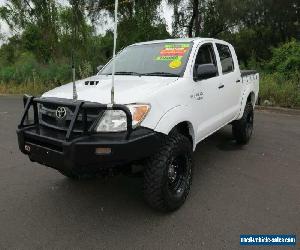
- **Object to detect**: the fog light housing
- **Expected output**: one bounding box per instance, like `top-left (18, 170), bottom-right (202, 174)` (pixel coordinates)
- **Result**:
top-left (95, 147), bottom-right (112, 155)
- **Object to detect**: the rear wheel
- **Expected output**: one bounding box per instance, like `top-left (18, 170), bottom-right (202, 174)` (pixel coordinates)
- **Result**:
top-left (232, 103), bottom-right (254, 145)
top-left (143, 132), bottom-right (193, 212)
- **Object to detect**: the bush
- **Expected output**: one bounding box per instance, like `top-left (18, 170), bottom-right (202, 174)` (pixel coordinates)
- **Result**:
top-left (0, 82), bottom-right (55, 96)
top-left (0, 51), bottom-right (73, 94)
top-left (79, 60), bottom-right (93, 79)
top-left (38, 61), bottom-right (71, 85)
top-left (257, 40), bottom-right (300, 108)
top-left (267, 39), bottom-right (300, 75)
top-left (260, 73), bottom-right (300, 108)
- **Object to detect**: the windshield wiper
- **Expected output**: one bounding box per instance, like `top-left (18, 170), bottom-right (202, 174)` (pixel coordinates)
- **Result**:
top-left (142, 72), bottom-right (180, 77)
top-left (107, 71), bottom-right (142, 76)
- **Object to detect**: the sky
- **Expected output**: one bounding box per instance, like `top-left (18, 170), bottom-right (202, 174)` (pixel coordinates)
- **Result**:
top-left (0, 0), bottom-right (173, 44)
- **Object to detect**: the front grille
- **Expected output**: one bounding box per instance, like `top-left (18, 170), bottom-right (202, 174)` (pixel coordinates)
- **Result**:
top-left (39, 103), bottom-right (103, 133)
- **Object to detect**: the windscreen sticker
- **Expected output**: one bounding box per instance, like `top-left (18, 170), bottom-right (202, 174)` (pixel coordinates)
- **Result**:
top-left (169, 60), bottom-right (182, 69)
top-left (165, 43), bottom-right (190, 48)
top-left (156, 55), bottom-right (183, 61)
top-left (155, 44), bottom-right (190, 69)
top-left (160, 47), bottom-right (189, 57)
top-left (155, 44), bottom-right (190, 62)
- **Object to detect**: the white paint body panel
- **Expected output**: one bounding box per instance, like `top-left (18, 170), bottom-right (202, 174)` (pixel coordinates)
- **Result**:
top-left (42, 38), bottom-right (259, 150)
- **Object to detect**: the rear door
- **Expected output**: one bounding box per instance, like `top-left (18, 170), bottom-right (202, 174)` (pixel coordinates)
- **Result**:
top-left (191, 43), bottom-right (225, 141)
top-left (215, 43), bottom-right (242, 122)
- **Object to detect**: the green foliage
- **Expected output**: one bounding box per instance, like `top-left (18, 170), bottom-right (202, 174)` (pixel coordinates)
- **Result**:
top-left (0, 51), bottom-right (71, 86)
top-left (116, 17), bottom-right (170, 49)
top-left (221, 27), bottom-right (275, 67)
top-left (258, 41), bottom-right (300, 108)
top-left (79, 60), bottom-right (93, 78)
top-left (0, 0), bottom-right (60, 62)
top-left (0, 81), bottom-right (55, 96)
top-left (0, 0), bottom-right (171, 96)
top-left (0, 52), bottom-right (37, 84)
top-left (175, 0), bottom-right (300, 64)
top-left (260, 73), bottom-right (300, 108)
top-left (267, 40), bottom-right (300, 75)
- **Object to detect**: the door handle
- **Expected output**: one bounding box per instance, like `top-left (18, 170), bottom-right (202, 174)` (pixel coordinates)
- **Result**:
top-left (236, 79), bottom-right (241, 83)
top-left (218, 84), bottom-right (224, 89)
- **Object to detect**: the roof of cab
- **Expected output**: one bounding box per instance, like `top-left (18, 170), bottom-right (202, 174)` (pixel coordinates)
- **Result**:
top-left (132, 37), bottom-right (228, 46)
top-left (133, 37), bottom-right (206, 45)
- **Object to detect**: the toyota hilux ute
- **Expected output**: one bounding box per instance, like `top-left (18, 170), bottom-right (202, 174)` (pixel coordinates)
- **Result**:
top-left (17, 38), bottom-right (259, 212)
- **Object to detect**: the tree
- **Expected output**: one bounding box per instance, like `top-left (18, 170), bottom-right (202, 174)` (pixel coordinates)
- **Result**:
top-left (188, 0), bottom-right (200, 37)
top-left (85, 0), bottom-right (170, 50)
top-left (0, 0), bottom-right (60, 62)
top-left (167, 0), bottom-right (299, 63)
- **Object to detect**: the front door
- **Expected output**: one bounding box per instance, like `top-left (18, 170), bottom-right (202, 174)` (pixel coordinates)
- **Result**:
top-left (191, 43), bottom-right (225, 141)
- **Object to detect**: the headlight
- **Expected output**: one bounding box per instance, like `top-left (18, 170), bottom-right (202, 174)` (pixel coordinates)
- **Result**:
top-left (95, 110), bottom-right (127, 132)
top-left (95, 104), bottom-right (150, 132)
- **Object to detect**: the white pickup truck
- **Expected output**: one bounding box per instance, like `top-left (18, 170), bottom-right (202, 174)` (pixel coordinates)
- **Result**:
top-left (17, 38), bottom-right (259, 212)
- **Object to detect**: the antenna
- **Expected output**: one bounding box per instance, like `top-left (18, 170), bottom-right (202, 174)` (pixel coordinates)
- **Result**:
top-left (111, 0), bottom-right (119, 104)
top-left (72, 53), bottom-right (78, 100)
top-left (72, 0), bottom-right (78, 101)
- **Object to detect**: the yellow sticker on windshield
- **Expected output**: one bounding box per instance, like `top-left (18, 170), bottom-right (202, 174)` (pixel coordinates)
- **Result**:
top-left (169, 60), bottom-right (182, 69)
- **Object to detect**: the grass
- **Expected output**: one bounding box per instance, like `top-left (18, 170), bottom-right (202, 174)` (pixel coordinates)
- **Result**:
top-left (0, 81), bottom-right (57, 96)
top-left (260, 73), bottom-right (300, 108)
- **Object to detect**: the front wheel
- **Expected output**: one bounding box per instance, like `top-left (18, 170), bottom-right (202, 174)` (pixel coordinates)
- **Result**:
top-left (232, 103), bottom-right (254, 145)
top-left (143, 132), bottom-right (193, 212)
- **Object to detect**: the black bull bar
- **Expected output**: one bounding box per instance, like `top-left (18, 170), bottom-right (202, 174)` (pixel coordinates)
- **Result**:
top-left (18, 95), bottom-right (133, 140)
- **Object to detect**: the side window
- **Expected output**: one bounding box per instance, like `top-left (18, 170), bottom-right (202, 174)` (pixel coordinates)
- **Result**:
top-left (216, 44), bottom-right (235, 74)
top-left (194, 43), bottom-right (218, 79)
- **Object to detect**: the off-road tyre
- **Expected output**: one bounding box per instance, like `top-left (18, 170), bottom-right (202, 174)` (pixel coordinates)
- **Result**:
top-left (232, 103), bottom-right (254, 145)
top-left (143, 132), bottom-right (193, 212)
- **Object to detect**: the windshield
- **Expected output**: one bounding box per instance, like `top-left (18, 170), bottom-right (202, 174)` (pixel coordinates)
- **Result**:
top-left (99, 42), bottom-right (193, 77)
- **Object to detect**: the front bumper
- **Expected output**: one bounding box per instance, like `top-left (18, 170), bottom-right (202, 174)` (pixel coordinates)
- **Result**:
top-left (17, 126), bottom-right (165, 174)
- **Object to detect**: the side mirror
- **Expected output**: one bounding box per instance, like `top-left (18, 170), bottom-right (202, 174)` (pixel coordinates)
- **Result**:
top-left (97, 65), bottom-right (104, 71)
top-left (195, 64), bottom-right (218, 81)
